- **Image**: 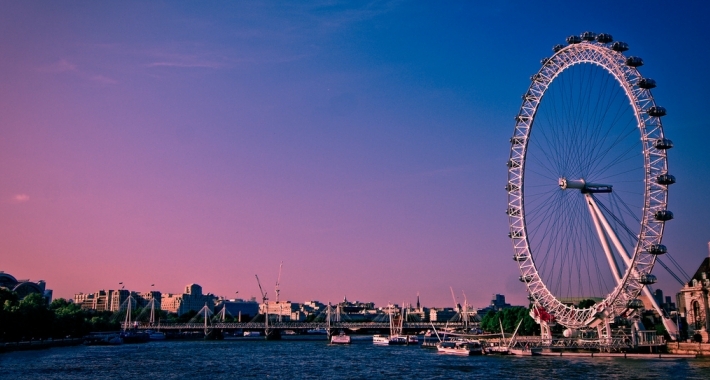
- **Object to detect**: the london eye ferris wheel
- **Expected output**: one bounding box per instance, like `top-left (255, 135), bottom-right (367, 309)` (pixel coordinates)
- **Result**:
top-left (507, 32), bottom-right (675, 333)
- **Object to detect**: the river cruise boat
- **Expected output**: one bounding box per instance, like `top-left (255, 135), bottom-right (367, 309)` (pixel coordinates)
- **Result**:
top-left (330, 331), bottom-right (351, 345)
top-left (372, 334), bottom-right (390, 345)
top-left (437, 340), bottom-right (483, 356)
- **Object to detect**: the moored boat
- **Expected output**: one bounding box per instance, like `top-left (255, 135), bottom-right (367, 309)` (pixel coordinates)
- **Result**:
top-left (121, 330), bottom-right (149, 344)
top-left (437, 339), bottom-right (483, 356)
top-left (407, 335), bottom-right (419, 345)
top-left (330, 331), bottom-right (351, 345)
top-left (145, 330), bottom-right (166, 340)
top-left (373, 334), bottom-right (390, 345)
top-left (510, 347), bottom-right (542, 356)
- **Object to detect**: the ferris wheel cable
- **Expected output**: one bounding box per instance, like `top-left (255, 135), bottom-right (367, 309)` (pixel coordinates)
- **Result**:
top-left (548, 65), bottom-right (618, 177)
top-left (654, 258), bottom-right (687, 286)
top-left (584, 127), bottom-right (639, 178)
top-left (663, 254), bottom-right (692, 283)
top-left (594, 194), bottom-right (639, 241)
top-left (588, 137), bottom-right (641, 177)
top-left (579, 101), bottom-right (635, 176)
top-left (587, 122), bottom-right (639, 172)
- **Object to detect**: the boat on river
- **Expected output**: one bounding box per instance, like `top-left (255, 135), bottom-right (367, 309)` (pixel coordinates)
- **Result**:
top-left (510, 347), bottom-right (542, 356)
top-left (372, 334), bottom-right (390, 345)
top-left (437, 340), bottom-right (483, 356)
top-left (145, 330), bottom-right (166, 340)
top-left (372, 306), bottom-right (411, 346)
top-left (330, 331), bottom-right (351, 345)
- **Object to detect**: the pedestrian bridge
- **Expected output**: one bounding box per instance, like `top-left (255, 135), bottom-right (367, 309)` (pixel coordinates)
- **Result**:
top-left (134, 321), bottom-right (464, 331)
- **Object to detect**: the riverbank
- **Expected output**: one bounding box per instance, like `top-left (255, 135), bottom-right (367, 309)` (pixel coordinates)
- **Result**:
top-left (0, 338), bottom-right (83, 353)
top-left (667, 342), bottom-right (710, 357)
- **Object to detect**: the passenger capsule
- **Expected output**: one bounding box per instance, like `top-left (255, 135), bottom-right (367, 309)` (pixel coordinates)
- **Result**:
top-left (639, 274), bottom-right (657, 285)
top-left (657, 174), bottom-right (676, 185)
top-left (626, 56), bottom-right (644, 67)
top-left (596, 33), bottom-right (613, 43)
top-left (506, 208), bottom-right (521, 216)
top-left (522, 93), bottom-right (535, 101)
top-left (507, 159), bottom-right (521, 168)
top-left (566, 35), bottom-right (582, 44)
top-left (540, 57), bottom-right (550, 65)
top-left (627, 299), bottom-right (644, 309)
top-left (638, 78), bottom-right (657, 89)
top-left (519, 275), bottom-right (533, 283)
top-left (647, 106), bottom-right (666, 117)
top-left (552, 44), bottom-right (564, 53)
top-left (580, 31), bottom-right (596, 41)
top-left (654, 138), bottom-right (674, 150)
top-left (611, 41), bottom-right (629, 52)
top-left (654, 210), bottom-right (674, 221)
top-left (513, 253), bottom-right (528, 261)
top-left (647, 244), bottom-right (668, 255)
top-left (510, 137), bottom-right (525, 145)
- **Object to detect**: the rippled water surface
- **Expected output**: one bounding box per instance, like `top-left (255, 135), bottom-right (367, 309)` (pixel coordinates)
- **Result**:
top-left (2, 337), bottom-right (710, 379)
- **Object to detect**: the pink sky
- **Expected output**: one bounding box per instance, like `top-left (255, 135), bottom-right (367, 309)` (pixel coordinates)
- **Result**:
top-left (2, 2), bottom-right (709, 308)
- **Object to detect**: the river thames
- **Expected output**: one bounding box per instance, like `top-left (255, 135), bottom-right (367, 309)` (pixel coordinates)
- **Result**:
top-left (1, 337), bottom-right (710, 379)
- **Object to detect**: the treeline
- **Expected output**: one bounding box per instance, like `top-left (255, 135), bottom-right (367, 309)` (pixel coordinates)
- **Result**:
top-left (0, 288), bottom-right (119, 342)
top-left (0, 288), bottom-right (240, 342)
top-left (479, 306), bottom-right (540, 336)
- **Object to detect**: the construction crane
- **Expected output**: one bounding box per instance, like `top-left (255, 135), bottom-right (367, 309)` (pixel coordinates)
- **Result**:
top-left (450, 286), bottom-right (462, 312)
top-left (275, 261), bottom-right (283, 303)
top-left (255, 274), bottom-right (268, 303)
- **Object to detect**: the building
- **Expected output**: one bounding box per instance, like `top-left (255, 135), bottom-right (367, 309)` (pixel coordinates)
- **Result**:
top-left (215, 299), bottom-right (259, 321)
top-left (477, 294), bottom-right (513, 315)
top-left (677, 256), bottom-right (710, 342)
top-left (429, 308), bottom-right (458, 322)
top-left (74, 289), bottom-right (161, 312)
top-left (0, 271), bottom-right (52, 303)
top-left (161, 283), bottom-right (216, 316)
top-left (260, 301), bottom-right (300, 321)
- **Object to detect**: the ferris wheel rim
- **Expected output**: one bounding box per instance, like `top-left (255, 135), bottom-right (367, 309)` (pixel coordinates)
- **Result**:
top-left (507, 36), bottom-right (671, 329)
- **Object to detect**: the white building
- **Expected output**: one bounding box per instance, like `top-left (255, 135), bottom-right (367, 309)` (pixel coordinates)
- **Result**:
top-left (161, 283), bottom-right (215, 316)
top-left (677, 257), bottom-right (710, 342)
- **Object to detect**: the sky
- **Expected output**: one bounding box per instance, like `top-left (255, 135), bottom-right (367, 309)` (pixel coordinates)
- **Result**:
top-left (1, 1), bottom-right (709, 308)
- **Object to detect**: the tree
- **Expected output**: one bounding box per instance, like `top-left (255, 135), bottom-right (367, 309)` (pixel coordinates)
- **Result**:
top-left (0, 288), bottom-right (20, 341)
top-left (480, 307), bottom-right (540, 336)
top-left (51, 298), bottom-right (90, 338)
top-left (8, 293), bottom-right (54, 341)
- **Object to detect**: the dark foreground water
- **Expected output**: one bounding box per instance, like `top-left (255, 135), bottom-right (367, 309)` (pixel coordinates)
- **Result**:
top-left (2, 337), bottom-right (710, 379)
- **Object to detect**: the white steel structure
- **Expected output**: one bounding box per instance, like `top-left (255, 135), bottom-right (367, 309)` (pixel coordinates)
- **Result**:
top-left (507, 32), bottom-right (676, 341)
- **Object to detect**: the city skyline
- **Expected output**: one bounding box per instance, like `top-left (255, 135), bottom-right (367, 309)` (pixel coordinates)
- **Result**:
top-left (2, 2), bottom-right (710, 307)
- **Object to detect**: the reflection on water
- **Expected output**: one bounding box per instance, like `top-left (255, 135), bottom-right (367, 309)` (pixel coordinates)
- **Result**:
top-left (1, 338), bottom-right (709, 379)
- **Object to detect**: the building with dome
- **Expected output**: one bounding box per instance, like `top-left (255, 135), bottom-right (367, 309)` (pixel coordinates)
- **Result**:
top-left (0, 271), bottom-right (52, 302)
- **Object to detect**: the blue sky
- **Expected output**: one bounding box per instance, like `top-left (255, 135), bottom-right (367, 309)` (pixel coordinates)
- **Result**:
top-left (1, 1), bottom-right (708, 307)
